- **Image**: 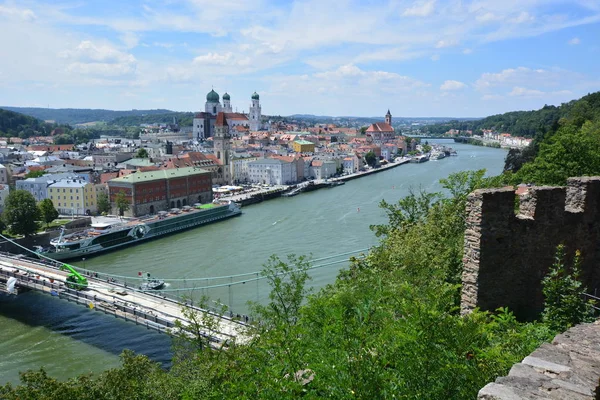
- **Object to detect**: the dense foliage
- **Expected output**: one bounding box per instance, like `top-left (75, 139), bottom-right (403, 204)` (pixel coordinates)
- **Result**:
top-left (38, 199), bottom-right (59, 228)
top-left (424, 92), bottom-right (600, 140)
top-left (1, 107), bottom-right (173, 125)
top-left (541, 245), bottom-right (596, 332)
top-left (110, 112), bottom-right (194, 127)
top-left (0, 108), bottom-right (61, 138)
top-left (2, 190), bottom-right (40, 236)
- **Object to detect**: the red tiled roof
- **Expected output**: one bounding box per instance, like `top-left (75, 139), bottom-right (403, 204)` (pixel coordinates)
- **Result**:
top-left (366, 122), bottom-right (394, 132)
top-left (216, 112), bottom-right (227, 127)
top-left (224, 112), bottom-right (249, 121)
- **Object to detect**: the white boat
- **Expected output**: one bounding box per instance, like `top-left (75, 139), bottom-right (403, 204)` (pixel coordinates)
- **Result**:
top-left (36, 200), bottom-right (242, 261)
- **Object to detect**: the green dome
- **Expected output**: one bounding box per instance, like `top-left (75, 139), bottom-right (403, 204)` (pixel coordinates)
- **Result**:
top-left (206, 89), bottom-right (219, 102)
top-left (251, 91), bottom-right (259, 100)
top-left (223, 92), bottom-right (230, 100)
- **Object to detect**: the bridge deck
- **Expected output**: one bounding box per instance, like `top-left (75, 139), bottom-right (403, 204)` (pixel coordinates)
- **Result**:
top-left (0, 255), bottom-right (249, 347)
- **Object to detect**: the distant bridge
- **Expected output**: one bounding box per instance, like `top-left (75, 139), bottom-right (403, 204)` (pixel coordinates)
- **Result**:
top-left (0, 253), bottom-right (249, 348)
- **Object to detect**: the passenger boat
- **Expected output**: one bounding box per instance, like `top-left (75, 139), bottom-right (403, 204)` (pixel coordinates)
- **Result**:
top-left (36, 200), bottom-right (242, 261)
top-left (139, 273), bottom-right (165, 291)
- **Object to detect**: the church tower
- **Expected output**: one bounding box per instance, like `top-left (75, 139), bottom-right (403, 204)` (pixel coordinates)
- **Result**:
top-left (205, 89), bottom-right (221, 115)
top-left (385, 109), bottom-right (392, 126)
top-left (249, 91), bottom-right (261, 131)
top-left (223, 92), bottom-right (232, 112)
top-left (213, 112), bottom-right (231, 183)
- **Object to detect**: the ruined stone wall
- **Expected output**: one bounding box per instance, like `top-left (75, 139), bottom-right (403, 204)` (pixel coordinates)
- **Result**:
top-left (478, 322), bottom-right (600, 399)
top-left (461, 177), bottom-right (600, 320)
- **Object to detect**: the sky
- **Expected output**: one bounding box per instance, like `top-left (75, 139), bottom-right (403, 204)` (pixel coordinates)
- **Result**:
top-left (0, 0), bottom-right (599, 118)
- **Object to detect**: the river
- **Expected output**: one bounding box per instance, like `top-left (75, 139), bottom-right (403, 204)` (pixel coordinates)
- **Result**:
top-left (0, 140), bottom-right (507, 385)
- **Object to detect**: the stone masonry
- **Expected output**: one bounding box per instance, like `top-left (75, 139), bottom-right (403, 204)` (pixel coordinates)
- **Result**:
top-left (461, 177), bottom-right (600, 320)
top-left (478, 321), bottom-right (600, 399)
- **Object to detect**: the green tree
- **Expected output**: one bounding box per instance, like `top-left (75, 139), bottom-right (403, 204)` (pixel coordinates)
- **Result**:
top-left (3, 190), bottom-right (39, 236)
top-left (38, 199), bottom-right (59, 228)
top-left (359, 126), bottom-right (367, 134)
top-left (24, 170), bottom-right (45, 179)
top-left (541, 245), bottom-right (596, 332)
top-left (115, 191), bottom-right (130, 216)
top-left (364, 151), bottom-right (377, 167)
top-left (136, 148), bottom-right (149, 158)
top-left (96, 192), bottom-right (111, 214)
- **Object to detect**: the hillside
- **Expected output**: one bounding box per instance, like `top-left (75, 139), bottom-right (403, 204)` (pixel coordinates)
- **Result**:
top-left (1, 107), bottom-right (174, 125)
top-left (425, 91), bottom-right (600, 138)
top-left (110, 112), bottom-right (195, 127)
top-left (0, 108), bottom-right (58, 137)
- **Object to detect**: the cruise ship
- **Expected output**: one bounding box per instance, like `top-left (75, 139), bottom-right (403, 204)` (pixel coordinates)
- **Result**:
top-left (36, 200), bottom-right (241, 261)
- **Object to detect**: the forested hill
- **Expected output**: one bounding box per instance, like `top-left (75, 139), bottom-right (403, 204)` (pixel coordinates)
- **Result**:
top-left (425, 91), bottom-right (600, 137)
top-left (110, 112), bottom-right (195, 127)
top-left (0, 108), bottom-right (57, 137)
top-left (0, 107), bottom-right (173, 125)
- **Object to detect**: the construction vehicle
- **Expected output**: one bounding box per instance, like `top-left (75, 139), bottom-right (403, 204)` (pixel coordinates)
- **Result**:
top-left (60, 264), bottom-right (88, 290)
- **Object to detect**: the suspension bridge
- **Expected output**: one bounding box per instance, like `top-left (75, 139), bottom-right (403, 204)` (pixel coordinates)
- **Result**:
top-left (0, 234), bottom-right (370, 348)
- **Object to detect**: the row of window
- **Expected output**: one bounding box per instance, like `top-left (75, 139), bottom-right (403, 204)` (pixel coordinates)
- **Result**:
top-left (49, 187), bottom-right (89, 193)
top-left (50, 195), bottom-right (94, 201)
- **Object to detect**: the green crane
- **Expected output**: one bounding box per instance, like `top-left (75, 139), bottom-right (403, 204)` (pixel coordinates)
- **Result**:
top-left (60, 263), bottom-right (88, 290)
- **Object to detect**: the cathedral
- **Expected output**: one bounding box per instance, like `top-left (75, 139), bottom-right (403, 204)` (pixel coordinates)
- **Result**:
top-left (193, 90), bottom-right (262, 140)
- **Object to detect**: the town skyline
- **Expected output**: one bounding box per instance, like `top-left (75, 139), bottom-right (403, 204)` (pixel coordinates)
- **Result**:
top-left (1, 0), bottom-right (599, 117)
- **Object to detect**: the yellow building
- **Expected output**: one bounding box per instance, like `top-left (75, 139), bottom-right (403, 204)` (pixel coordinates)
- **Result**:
top-left (48, 179), bottom-right (97, 216)
top-left (292, 139), bottom-right (315, 153)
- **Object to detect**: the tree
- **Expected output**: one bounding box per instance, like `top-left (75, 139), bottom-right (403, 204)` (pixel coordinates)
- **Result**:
top-left (3, 190), bottom-right (39, 236)
top-left (97, 192), bottom-right (111, 215)
top-left (115, 191), bottom-right (130, 216)
top-left (136, 148), bottom-right (149, 158)
top-left (541, 245), bottom-right (595, 332)
top-left (364, 151), bottom-right (377, 167)
top-left (24, 170), bottom-right (45, 179)
top-left (38, 199), bottom-right (59, 228)
top-left (359, 126), bottom-right (367, 135)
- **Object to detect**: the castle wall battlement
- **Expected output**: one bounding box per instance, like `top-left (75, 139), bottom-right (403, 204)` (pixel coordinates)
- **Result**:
top-left (461, 177), bottom-right (600, 319)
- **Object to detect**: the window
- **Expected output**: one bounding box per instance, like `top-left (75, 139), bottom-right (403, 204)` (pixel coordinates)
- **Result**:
top-left (70, 196), bottom-right (73, 200)
top-left (70, 189), bottom-right (73, 193)
top-left (58, 202), bottom-right (61, 206)
top-left (71, 203), bottom-right (73, 207)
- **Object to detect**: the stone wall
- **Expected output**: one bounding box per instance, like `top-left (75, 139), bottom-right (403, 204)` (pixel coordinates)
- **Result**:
top-left (478, 322), bottom-right (600, 399)
top-left (461, 177), bottom-right (600, 320)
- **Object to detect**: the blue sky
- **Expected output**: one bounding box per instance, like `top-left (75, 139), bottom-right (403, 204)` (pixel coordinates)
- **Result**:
top-left (0, 0), bottom-right (599, 118)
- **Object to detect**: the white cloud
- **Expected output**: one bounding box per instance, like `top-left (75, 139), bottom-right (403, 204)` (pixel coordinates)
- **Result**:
top-left (510, 11), bottom-right (534, 24)
top-left (569, 37), bottom-right (581, 45)
top-left (60, 41), bottom-right (137, 78)
top-left (475, 67), bottom-right (563, 91)
top-left (193, 52), bottom-right (235, 65)
top-left (435, 39), bottom-right (459, 48)
top-left (402, 0), bottom-right (436, 17)
top-left (120, 32), bottom-right (139, 49)
top-left (431, 54), bottom-right (440, 61)
top-left (0, 5), bottom-right (36, 21)
top-left (476, 12), bottom-right (500, 23)
top-left (463, 48), bottom-right (473, 54)
top-left (509, 86), bottom-right (545, 97)
top-left (440, 80), bottom-right (467, 91)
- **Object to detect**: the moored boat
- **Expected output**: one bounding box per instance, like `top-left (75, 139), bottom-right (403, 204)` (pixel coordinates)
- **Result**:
top-left (36, 200), bottom-right (242, 261)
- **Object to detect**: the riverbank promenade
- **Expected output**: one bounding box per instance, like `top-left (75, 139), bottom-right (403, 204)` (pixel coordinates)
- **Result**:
top-left (219, 157), bottom-right (412, 205)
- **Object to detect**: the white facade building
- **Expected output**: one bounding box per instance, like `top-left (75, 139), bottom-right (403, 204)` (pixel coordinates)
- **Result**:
top-left (248, 158), bottom-right (294, 185)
